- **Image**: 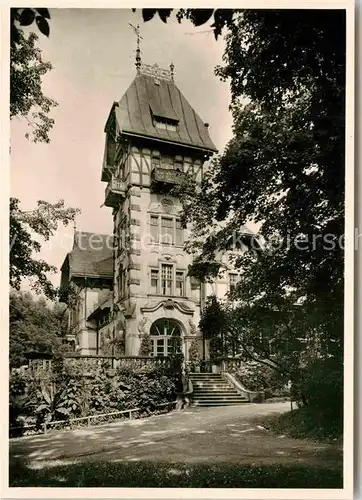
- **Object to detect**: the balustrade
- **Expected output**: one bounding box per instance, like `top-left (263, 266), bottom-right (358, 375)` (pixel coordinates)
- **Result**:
top-left (104, 176), bottom-right (126, 207)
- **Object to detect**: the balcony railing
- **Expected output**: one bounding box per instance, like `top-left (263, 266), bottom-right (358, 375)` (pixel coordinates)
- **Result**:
top-left (151, 167), bottom-right (185, 189)
top-left (104, 176), bottom-right (126, 207)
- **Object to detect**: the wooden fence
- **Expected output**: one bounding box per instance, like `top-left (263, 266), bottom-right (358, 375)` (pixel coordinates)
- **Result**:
top-left (10, 400), bottom-right (178, 437)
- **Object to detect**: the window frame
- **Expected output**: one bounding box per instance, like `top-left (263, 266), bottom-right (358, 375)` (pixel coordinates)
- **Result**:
top-left (228, 272), bottom-right (240, 293)
top-left (149, 214), bottom-right (184, 247)
top-left (149, 263), bottom-right (186, 297)
top-left (154, 120), bottom-right (178, 132)
top-left (150, 319), bottom-right (182, 357)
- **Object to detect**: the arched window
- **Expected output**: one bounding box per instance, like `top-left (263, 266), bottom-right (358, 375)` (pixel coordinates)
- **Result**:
top-left (150, 318), bottom-right (181, 357)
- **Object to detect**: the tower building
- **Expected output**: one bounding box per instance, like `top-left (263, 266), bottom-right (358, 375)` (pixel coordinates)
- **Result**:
top-left (101, 61), bottom-right (217, 358)
top-left (61, 59), bottom-right (221, 359)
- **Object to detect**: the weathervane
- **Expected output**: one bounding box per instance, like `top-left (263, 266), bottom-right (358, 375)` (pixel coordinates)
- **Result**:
top-left (129, 23), bottom-right (143, 72)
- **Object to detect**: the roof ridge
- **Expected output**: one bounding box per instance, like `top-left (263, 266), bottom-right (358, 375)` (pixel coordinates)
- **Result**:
top-left (115, 72), bottom-right (218, 153)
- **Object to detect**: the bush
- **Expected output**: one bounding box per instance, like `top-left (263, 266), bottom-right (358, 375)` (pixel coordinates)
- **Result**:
top-left (9, 359), bottom-right (180, 436)
top-left (138, 334), bottom-right (152, 356)
top-left (230, 361), bottom-right (289, 397)
top-left (266, 406), bottom-right (342, 441)
top-left (290, 356), bottom-right (343, 432)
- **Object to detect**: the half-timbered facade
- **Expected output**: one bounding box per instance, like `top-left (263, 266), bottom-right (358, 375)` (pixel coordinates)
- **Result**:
top-left (61, 62), bottom-right (252, 359)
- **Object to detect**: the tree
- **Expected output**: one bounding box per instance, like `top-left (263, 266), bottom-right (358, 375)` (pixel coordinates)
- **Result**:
top-left (135, 8), bottom-right (235, 40)
top-left (11, 8), bottom-right (51, 46)
top-left (139, 333), bottom-right (152, 356)
top-left (10, 25), bottom-right (57, 143)
top-left (9, 290), bottom-right (73, 367)
top-left (10, 198), bottom-right (80, 299)
top-left (176, 11), bottom-right (345, 416)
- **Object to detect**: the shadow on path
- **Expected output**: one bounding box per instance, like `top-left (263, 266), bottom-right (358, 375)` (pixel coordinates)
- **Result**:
top-left (9, 403), bottom-right (343, 488)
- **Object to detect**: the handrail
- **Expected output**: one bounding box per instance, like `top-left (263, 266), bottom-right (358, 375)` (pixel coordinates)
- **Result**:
top-left (222, 372), bottom-right (265, 403)
top-left (10, 400), bottom-right (178, 437)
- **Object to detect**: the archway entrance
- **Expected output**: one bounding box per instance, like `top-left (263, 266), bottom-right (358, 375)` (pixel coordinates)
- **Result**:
top-left (150, 318), bottom-right (182, 357)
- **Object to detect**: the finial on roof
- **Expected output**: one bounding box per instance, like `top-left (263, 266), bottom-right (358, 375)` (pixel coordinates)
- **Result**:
top-left (129, 23), bottom-right (143, 73)
top-left (170, 62), bottom-right (175, 82)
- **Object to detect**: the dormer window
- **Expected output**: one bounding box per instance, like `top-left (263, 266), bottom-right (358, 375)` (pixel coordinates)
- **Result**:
top-left (155, 119), bottom-right (177, 132)
top-left (149, 104), bottom-right (179, 133)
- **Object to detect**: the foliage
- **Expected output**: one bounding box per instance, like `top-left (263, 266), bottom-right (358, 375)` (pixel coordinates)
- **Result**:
top-left (265, 406), bottom-right (342, 442)
top-left (9, 370), bottom-right (38, 435)
top-left (35, 377), bottom-right (71, 424)
top-left (10, 25), bottom-right (57, 143)
top-left (199, 295), bottom-right (228, 358)
top-left (178, 11), bottom-right (345, 422)
top-left (188, 339), bottom-right (201, 362)
top-left (139, 333), bottom-right (152, 356)
top-left (290, 356), bottom-right (343, 419)
top-left (9, 290), bottom-right (73, 367)
top-left (11, 8), bottom-right (51, 46)
top-left (10, 198), bottom-right (80, 299)
top-left (134, 8), bottom-right (237, 40)
top-left (9, 358), bottom-right (179, 436)
top-left (229, 361), bottom-right (288, 397)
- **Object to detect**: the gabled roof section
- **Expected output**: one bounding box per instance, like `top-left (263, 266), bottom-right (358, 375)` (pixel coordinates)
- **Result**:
top-left (60, 231), bottom-right (114, 285)
top-left (114, 64), bottom-right (218, 153)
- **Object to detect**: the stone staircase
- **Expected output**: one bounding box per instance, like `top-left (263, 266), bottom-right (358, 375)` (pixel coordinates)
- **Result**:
top-left (189, 373), bottom-right (249, 407)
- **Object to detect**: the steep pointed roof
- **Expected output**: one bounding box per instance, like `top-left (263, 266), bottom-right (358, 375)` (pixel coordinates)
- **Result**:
top-left (111, 63), bottom-right (217, 153)
top-left (60, 231), bottom-right (114, 290)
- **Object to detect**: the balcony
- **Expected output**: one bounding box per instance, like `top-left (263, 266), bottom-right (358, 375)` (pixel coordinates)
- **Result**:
top-left (151, 167), bottom-right (185, 191)
top-left (104, 176), bottom-right (126, 208)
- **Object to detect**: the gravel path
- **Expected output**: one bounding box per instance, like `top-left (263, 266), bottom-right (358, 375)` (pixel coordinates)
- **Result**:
top-left (9, 402), bottom-right (342, 469)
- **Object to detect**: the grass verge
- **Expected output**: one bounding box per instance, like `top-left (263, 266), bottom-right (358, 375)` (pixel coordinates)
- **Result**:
top-left (261, 407), bottom-right (342, 442)
top-left (9, 460), bottom-right (342, 488)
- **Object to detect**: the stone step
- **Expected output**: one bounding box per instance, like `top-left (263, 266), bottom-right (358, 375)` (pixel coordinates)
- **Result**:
top-left (192, 380), bottom-right (230, 387)
top-left (189, 372), bottom-right (247, 407)
top-left (194, 396), bottom-right (247, 403)
top-left (191, 379), bottom-right (225, 383)
top-left (192, 382), bottom-right (230, 389)
top-left (194, 389), bottom-right (240, 396)
top-left (193, 402), bottom-right (248, 407)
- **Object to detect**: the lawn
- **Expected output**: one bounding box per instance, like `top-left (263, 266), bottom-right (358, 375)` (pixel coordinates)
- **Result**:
top-left (9, 404), bottom-right (343, 488)
top-left (9, 460), bottom-right (343, 488)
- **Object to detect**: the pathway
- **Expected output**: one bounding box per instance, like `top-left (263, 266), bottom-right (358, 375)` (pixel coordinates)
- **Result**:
top-left (9, 402), bottom-right (342, 470)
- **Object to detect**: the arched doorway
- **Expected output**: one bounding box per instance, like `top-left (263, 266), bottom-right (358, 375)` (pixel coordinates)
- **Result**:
top-left (150, 318), bottom-right (182, 357)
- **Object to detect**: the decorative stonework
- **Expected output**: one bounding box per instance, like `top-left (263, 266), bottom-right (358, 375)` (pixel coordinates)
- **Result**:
top-left (161, 198), bottom-right (174, 214)
top-left (140, 63), bottom-right (173, 82)
top-left (141, 299), bottom-right (194, 315)
top-left (138, 316), bottom-right (148, 335)
top-left (188, 319), bottom-right (197, 336)
top-left (131, 204), bottom-right (141, 211)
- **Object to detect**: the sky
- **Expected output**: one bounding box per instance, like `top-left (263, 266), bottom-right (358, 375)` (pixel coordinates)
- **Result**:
top-left (10, 8), bottom-right (234, 291)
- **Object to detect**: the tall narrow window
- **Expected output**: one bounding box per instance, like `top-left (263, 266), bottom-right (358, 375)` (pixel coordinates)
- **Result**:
top-left (150, 269), bottom-right (159, 294)
top-left (161, 264), bottom-right (173, 295)
top-left (175, 219), bottom-right (183, 246)
top-left (175, 271), bottom-right (184, 297)
top-left (150, 216), bottom-right (159, 243)
top-left (161, 217), bottom-right (173, 245)
top-left (229, 273), bottom-right (238, 293)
